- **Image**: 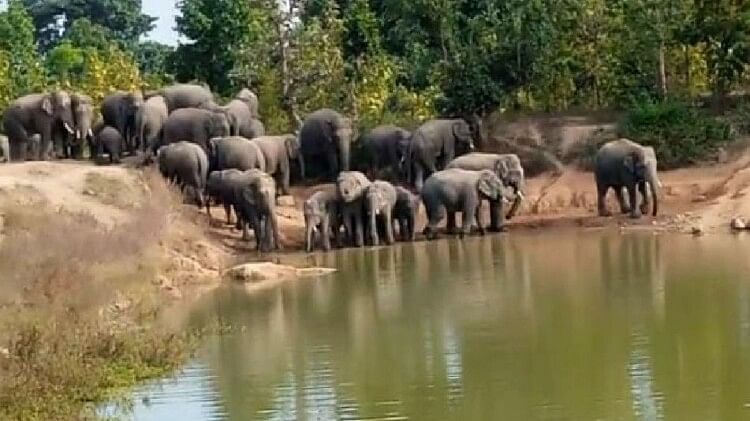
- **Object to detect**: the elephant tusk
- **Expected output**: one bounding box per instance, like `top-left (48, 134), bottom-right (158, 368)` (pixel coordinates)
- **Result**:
top-left (63, 122), bottom-right (74, 134)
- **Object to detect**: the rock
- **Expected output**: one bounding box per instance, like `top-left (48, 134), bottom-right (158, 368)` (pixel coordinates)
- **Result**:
top-left (731, 217), bottom-right (747, 231)
top-left (276, 195), bottom-right (296, 207)
top-left (691, 225), bottom-right (705, 236)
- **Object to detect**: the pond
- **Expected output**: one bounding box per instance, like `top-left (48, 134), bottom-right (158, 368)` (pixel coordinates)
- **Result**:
top-left (113, 231), bottom-right (750, 420)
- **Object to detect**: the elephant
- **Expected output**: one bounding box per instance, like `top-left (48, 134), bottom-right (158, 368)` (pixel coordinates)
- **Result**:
top-left (360, 125), bottom-right (412, 180)
top-left (135, 95), bottom-right (168, 154)
top-left (207, 136), bottom-right (266, 173)
top-left (300, 108), bottom-right (354, 180)
top-left (447, 152), bottom-right (526, 231)
top-left (252, 135), bottom-right (303, 195)
top-left (232, 169), bottom-right (281, 252)
top-left (421, 168), bottom-right (510, 240)
top-left (157, 141), bottom-right (210, 206)
top-left (364, 180), bottom-right (398, 246)
top-left (0, 135), bottom-right (8, 162)
top-left (236, 88), bottom-right (259, 118)
top-left (407, 118), bottom-right (477, 191)
top-left (304, 188), bottom-right (343, 252)
top-left (92, 124), bottom-right (124, 164)
top-left (162, 108), bottom-right (231, 151)
top-left (393, 186), bottom-right (420, 242)
top-left (336, 171), bottom-right (372, 247)
top-left (205, 168), bottom-right (246, 225)
top-left (160, 83), bottom-right (215, 113)
top-left (2, 91), bottom-right (76, 161)
top-left (239, 118), bottom-right (265, 140)
top-left (101, 91), bottom-right (144, 154)
top-left (595, 138), bottom-right (661, 219)
top-left (57, 93), bottom-right (94, 159)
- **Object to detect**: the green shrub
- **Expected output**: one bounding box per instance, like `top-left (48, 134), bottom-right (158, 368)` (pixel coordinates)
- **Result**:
top-left (618, 101), bottom-right (732, 169)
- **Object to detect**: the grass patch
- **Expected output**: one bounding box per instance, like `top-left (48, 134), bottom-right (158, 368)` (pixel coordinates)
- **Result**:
top-left (0, 171), bottom-right (202, 420)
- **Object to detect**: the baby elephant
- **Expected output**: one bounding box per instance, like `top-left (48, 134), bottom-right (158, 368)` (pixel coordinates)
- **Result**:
top-left (393, 187), bottom-right (420, 242)
top-left (421, 169), bottom-right (509, 240)
top-left (93, 124), bottom-right (123, 164)
top-left (364, 180), bottom-right (398, 246)
top-left (304, 188), bottom-right (342, 252)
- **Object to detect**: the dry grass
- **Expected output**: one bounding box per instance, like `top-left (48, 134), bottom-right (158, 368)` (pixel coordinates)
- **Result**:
top-left (0, 169), bottom-right (202, 420)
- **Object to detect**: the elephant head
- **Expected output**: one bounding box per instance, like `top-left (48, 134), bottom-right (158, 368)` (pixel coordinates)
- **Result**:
top-left (330, 116), bottom-right (353, 172)
top-left (206, 111), bottom-right (231, 140)
top-left (477, 170), bottom-right (508, 202)
top-left (452, 120), bottom-right (475, 152)
top-left (336, 171), bottom-right (370, 203)
top-left (71, 94), bottom-right (94, 145)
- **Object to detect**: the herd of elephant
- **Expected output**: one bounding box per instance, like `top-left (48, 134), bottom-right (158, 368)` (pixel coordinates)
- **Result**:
top-left (0, 83), bottom-right (662, 253)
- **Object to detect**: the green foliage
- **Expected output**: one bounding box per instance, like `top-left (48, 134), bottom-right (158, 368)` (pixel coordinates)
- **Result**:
top-left (619, 101), bottom-right (732, 168)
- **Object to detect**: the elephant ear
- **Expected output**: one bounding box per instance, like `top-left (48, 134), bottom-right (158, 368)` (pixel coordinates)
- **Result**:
top-left (477, 171), bottom-right (499, 200)
top-left (41, 95), bottom-right (54, 116)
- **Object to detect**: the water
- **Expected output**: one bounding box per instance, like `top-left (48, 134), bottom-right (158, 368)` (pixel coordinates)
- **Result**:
top-left (116, 231), bottom-right (750, 420)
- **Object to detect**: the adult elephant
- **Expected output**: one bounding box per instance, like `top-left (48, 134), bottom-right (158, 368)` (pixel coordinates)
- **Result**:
top-left (252, 135), bottom-right (303, 195)
top-left (232, 169), bottom-right (281, 252)
top-left (407, 118), bottom-right (477, 191)
top-left (236, 88), bottom-right (259, 118)
top-left (2, 91), bottom-right (76, 161)
top-left (421, 169), bottom-right (510, 240)
top-left (361, 125), bottom-right (411, 180)
top-left (162, 108), bottom-right (230, 151)
top-left (102, 91), bottom-right (143, 154)
top-left (160, 83), bottom-right (215, 113)
top-left (336, 171), bottom-right (372, 247)
top-left (207, 136), bottom-right (266, 173)
top-left (595, 138), bottom-right (661, 219)
top-left (135, 95), bottom-right (168, 153)
top-left (300, 108), bottom-right (354, 180)
top-left (157, 141), bottom-right (209, 206)
top-left (447, 152), bottom-right (525, 231)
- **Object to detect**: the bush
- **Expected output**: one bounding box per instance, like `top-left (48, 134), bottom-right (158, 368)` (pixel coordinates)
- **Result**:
top-left (618, 101), bottom-right (732, 169)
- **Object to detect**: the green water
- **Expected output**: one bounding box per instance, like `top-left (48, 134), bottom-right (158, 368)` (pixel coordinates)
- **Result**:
top-left (118, 232), bottom-right (750, 420)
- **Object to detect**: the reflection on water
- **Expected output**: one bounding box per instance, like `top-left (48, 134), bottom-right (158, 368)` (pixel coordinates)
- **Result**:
top-left (120, 232), bottom-right (750, 420)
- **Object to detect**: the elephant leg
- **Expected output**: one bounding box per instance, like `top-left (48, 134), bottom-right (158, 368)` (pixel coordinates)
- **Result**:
top-left (384, 210), bottom-right (395, 245)
top-left (597, 183), bottom-right (612, 217)
top-left (638, 182), bottom-right (650, 215)
top-left (627, 185), bottom-right (641, 219)
top-left (615, 186), bottom-right (630, 214)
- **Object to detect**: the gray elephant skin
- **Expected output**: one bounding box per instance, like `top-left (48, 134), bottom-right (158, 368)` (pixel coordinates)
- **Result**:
top-left (447, 152), bottom-right (525, 231)
top-left (208, 136), bottom-right (266, 173)
top-left (3, 91), bottom-right (76, 161)
top-left (364, 180), bottom-right (398, 246)
top-left (393, 186), bottom-right (420, 242)
top-left (336, 171), bottom-right (372, 247)
top-left (252, 135), bottom-right (303, 195)
top-left (0, 134), bottom-right (8, 162)
top-left (102, 91), bottom-right (143, 154)
top-left (361, 125), bottom-right (411, 180)
top-left (304, 188), bottom-right (343, 252)
top-left (160, 84), bottom-right (215, 113)
top-left (407, 118), bottom-right (476, 191)
top-left (136, 95), bottom-right (168, 154)
top-left (421, 168), bottom-right (509, 239)
top-left (162, 108), bottom-right (230, 151)
top-left (92, 124), bottom-right (124, 164)
top-left (206, 168), bottom-right (246, 226)
top-left (300, 108), bottom-right (354, 179)
top-left (158, 141), bottom-right (209, 206)
top-left (595, 138), bottom-right (660, 219)
top-left (232, 169), bottom-right (281, 252)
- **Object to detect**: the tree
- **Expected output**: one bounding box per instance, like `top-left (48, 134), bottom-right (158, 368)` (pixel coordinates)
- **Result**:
top-left (22, 0), bottom-right (155, 52)
top-left (0, 0), bottom-right (45, 106)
